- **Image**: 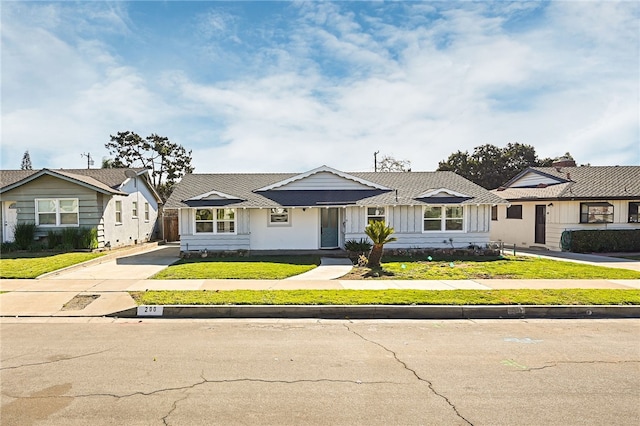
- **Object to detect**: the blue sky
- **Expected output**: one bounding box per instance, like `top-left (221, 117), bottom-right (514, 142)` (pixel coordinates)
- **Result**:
top-left (2, 1), bottom-right (639, 173)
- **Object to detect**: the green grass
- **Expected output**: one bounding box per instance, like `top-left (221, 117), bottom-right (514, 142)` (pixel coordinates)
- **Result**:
top-left (152, 255), bottom-right (321, 280)
top-left (0, 252), bottom-right (105, 278)
top-left (132, 289), bottom-right (640, 306)
top-left (342, 255), bottom-right (640, 280)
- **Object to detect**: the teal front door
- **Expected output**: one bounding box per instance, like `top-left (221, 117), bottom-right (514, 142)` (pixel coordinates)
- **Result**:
top-left (320, 208), bottom-right (339, 248)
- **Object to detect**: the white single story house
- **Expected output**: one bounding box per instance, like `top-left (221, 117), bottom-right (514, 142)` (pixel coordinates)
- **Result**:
top-left (0, 168), bottom-right (162, 249)
top-left (164, 165), bottom-right (507, 253)
top-left (490, 163), bottom-right (640, 251)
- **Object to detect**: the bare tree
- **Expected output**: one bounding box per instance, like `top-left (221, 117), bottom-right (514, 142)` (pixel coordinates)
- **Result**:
top-left (377, 155), bottom-right (411, 172)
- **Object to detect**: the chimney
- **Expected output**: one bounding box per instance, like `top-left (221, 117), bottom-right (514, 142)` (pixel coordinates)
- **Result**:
top-left (552, 157), bottom-right (576, 168)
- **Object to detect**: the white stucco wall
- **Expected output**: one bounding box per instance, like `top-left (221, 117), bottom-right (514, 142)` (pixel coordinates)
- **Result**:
top-left (102, 176), bottom-right (159, 249)
top-left (489, 203), bottom-right (537, 248)
top-left (249, 208), bottom-right (319, 250)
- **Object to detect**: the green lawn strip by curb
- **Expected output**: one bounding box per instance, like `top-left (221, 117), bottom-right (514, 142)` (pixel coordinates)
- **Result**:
top-left (0, 252), bottom-right (106, 279)
top-left (131, 289), bottom-right (640, 306)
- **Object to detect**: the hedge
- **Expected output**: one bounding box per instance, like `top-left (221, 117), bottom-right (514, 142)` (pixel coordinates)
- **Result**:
top-left (565, 229), bottom-right (640, 253)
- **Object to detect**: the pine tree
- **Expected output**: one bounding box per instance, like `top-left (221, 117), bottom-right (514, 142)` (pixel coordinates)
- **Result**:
top-left (21, 150), bottom-right (33, 170)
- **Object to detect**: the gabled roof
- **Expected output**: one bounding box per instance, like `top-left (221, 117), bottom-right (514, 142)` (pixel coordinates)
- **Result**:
top-left (165, 167), bottom-right (507, 209)
top-left (255, 165), bottom-right (390, 191)
top-left (0, 168), bottom-right (160, 201)
top-left (493, 166), bottom-right (640, 201)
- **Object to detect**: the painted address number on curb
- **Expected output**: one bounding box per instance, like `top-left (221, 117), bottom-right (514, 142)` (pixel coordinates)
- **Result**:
top-left (137, 306), bottom-right (164, 316)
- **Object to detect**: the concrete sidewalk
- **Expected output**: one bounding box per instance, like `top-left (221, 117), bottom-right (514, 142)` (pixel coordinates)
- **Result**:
top-left (1, 277), bottom-right (638, 317)
top-left (1, 244), bottom-right (639, 318)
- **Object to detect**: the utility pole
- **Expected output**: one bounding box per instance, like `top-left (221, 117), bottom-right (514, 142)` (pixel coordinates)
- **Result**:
top-left (374, 151), bottom-right (379, 172)
top-left (81, 152), bottom-right (94, 169)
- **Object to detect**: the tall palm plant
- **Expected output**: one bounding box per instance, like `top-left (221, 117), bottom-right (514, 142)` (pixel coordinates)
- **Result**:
top-left (364, 221), bottom-right (397, 268)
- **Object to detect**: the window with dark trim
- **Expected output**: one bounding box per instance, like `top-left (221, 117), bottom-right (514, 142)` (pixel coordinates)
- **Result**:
top-left (491, 205), bottom-right (498, 221)
top-left (628, 202), bottom-right (639, 223)
top-left (506, 205), bottom-right (522, 219)
top-left (580, 202), bottom-right (613, 223)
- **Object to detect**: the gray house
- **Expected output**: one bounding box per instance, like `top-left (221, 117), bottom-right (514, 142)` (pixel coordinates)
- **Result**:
top-left (491, 164), bottom-right (640, 250)
top-left (0, 168), bottom-right (162, 249)
top-left (164, 165), bottom-right (507, 253)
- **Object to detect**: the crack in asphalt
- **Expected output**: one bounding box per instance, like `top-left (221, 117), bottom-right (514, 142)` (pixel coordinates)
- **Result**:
top-left (3, 377), bottom-right (392, 402)
top-left (0, 349), bottom-right (112, 371)
top-left (162, 392), bottom-right (189, 426)
top-left (524, 360), bottom-right (640, 371)
top-left (344, 323), bottom-right (473, 426)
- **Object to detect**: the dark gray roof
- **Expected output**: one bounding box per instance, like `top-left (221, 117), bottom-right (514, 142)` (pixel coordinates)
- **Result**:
top-left (0, 168), bottom-right (149, 196)
top-left (495, 166), bottom-right (640, 200)
top-left (165, 170), bottom-right (507, 209)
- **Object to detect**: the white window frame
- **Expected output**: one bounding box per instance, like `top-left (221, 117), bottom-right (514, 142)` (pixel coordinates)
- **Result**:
top-left (268, 208), bottom-right (290, 226)
top-left (366, 207), bottom-right (386, 224)
top-left (115, 200), bottom-right (122, 225)
top-left (194, 208), bottom-right (237, 234)
top-left (35, 198), bottom-right (79, 227)
top-left (144, 202), bottom-right (150, 222)
top-left (422, 205), bottom-right (465, 232)
top-left (132, 201), bottom-right (138, 218)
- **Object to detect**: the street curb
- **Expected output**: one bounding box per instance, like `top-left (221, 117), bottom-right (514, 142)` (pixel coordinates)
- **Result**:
top-left (108, 305), bottom-right (640, 319)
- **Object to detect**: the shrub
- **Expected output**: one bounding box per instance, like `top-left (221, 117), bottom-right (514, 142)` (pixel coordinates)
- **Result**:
top-left (77, 227), bottom-right (98, 250)
top-left (566, 229), bottom-right (640, 253)
top-left (46, 230), bottom-right (63, 250)
top-left (1, 241), bottom-right (17, 253)
top-left (13, 222), bottom-right (36, 250)
top-left (61, 227), bottom-right (78, 249)
top-left (345, 239), bottom-right (373, 254)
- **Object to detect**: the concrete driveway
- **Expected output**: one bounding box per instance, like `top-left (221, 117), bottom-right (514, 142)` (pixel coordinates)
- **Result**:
top-left (45, 245), bottom-right (180, 280)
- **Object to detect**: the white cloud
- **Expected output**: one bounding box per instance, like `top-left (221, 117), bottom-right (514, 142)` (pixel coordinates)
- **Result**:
top-left (1, 1), bottom-right (638, 174)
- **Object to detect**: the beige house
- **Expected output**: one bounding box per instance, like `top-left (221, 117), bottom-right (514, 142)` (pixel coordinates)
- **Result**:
top-left (490, 163), bottom-right (640, 251)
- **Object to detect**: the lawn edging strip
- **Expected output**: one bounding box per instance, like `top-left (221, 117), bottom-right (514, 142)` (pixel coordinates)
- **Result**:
top-left (109, 304), bottom-right (640, 319)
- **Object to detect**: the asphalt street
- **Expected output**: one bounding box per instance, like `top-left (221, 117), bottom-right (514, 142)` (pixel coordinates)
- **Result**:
top-left (1, 318), bottom-right (639, 425)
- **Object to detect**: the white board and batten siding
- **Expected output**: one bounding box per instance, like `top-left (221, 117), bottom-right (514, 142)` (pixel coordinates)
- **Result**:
top-left (179, 208), bottom-right (251, 251)
top-left (344, 204), bottom-right (492, 249)
top-left (274, 172), bottom-right (372, 190)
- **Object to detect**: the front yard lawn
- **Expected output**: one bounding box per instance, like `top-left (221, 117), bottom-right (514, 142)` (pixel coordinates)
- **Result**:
top-left (151, 255), bottom-right (321, 280)
top-left (0, 252), bottom-right (105, 279)
top-left (132, 289), bottom-right (640, 306)
top-left (342, 255), bottom-right (640, 280)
